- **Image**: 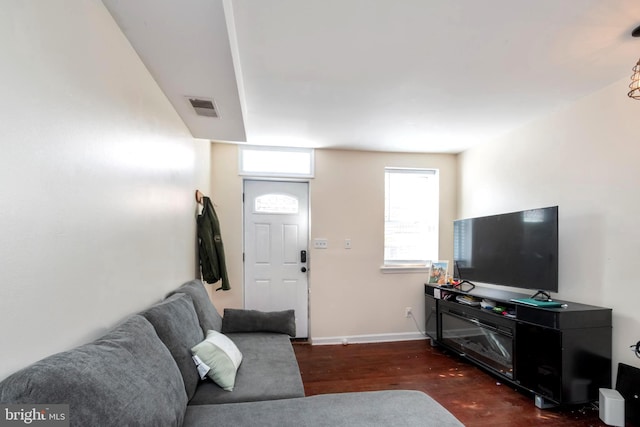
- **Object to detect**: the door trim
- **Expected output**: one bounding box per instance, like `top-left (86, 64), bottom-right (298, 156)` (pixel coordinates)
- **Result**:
top-left (242, 178), bottom-right (311, 338)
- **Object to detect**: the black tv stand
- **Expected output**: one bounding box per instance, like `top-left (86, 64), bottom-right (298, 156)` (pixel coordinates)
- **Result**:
top-left (424, 283), bottom-right (612, 407)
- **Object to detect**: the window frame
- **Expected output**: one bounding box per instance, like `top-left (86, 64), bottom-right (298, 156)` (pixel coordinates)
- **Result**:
top-left (238, 145), bottom-right (315, 178)
top-left (381, 167), bottom-right (439, 273)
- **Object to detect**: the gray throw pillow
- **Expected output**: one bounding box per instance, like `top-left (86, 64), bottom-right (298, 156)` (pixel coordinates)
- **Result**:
top-left (0, 315), bottom-right (187, 426)
top-left (222, 309), bottom-right (296, 337)
top-left (168, 280), bottom-right (223, 333)
top-left (140, 293), bottom-right (204, 401)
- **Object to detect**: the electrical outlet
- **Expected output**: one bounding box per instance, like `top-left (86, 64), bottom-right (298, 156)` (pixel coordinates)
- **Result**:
top-left (405, 307), bottom-right (412, 318)
top-left (313, 238), bottom-right (328, 249)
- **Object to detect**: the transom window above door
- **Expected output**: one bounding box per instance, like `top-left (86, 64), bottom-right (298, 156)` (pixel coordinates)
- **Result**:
top-left (238, 145), bottom-right (314, 178)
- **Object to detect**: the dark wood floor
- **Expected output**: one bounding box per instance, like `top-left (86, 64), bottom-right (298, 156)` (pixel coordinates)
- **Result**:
top-left (293, 340), bottom-right (612, 427)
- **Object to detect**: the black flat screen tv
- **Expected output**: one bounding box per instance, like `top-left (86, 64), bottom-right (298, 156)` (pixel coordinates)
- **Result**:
top-left (453, 206), bottom-right (558, 293)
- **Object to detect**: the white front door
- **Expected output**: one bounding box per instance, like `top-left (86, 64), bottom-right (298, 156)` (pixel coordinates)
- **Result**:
top-left (243, 180), bottom-right (309, 338)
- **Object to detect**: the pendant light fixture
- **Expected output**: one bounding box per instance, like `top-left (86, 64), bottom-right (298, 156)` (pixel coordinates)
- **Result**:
top-left (629, 25), bottom-right (640, 99)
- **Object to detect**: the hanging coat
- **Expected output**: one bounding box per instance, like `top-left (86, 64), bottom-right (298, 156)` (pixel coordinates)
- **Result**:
top-left (197, 196), bottom-right (230, 291)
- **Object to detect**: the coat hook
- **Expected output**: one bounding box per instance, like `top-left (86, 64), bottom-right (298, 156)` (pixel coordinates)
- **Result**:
top-left (195, 189), bottom-right (204, 204)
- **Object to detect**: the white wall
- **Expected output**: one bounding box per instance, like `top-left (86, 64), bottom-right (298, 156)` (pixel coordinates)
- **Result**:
top-left (0, 0), bottom-right (210, 380)
top-left (208, 143), bottom-right (457, 343)
top-left (458, 76), bottom-right (640, 371)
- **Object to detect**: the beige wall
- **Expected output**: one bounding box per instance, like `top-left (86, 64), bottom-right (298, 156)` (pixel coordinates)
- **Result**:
top-left (0, 1), bottom-right (210, 380)
top-left (458, 76), bottom-right (640, 370)
top-left (208, 143), bottom-right (244, 310)
top-left (209, 143), bottom-right (457, 343)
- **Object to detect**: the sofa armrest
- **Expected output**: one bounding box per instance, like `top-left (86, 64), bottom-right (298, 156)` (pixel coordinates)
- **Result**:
top-left (221, 309), bottom-right (296, 336)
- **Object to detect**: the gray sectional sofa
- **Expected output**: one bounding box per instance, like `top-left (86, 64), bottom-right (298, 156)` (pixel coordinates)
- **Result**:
top-left (0, 280), bottom-right (463, 426)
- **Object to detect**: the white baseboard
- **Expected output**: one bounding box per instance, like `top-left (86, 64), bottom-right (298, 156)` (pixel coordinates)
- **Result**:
top-left (311, 332), bottom-right (427, 346)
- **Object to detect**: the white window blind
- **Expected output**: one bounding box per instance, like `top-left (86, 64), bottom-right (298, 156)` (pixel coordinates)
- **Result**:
top-left (384, 168), bottom-right (439, 267)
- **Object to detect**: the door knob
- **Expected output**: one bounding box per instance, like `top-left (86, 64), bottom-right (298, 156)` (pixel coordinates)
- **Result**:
top-left (301, 267), bottom-right (307, 273)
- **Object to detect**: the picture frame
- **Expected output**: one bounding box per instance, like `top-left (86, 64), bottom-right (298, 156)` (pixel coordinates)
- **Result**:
top-left (428, 261), bottom-right (449, 285)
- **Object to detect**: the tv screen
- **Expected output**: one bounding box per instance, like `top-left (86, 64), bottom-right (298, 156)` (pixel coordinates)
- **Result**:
top-left (453, 206), bottom-right (558, 293)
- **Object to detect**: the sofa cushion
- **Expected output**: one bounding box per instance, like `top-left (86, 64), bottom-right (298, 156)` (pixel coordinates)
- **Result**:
top-left (140, 293), bottom-right (204, 401)
top-left (168, 279), bottom-right (222, 333)
top-left (191, 330), bottom-right (243, 391)
top-left (189, 332), bottom-right (305, 405)
top-left (183, 390), bottom-right (464, 427)
top-left (222, 308), bottom-right (296, 337)
top-left (0, 315), bottom-right (187, 427)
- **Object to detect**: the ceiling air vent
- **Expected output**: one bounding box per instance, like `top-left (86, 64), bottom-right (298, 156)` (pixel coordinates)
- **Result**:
top-left (186, 96), bottom-right (219, 118)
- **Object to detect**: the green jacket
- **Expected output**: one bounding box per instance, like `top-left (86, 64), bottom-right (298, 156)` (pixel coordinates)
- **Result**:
top-left (197, 197), bottom-right (230, 290)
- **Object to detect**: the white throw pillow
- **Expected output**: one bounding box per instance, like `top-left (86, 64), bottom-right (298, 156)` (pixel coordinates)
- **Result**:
top-left (191, 330), bottom-right (243, 391)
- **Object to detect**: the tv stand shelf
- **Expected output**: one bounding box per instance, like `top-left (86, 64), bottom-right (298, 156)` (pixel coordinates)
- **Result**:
top-left (425, 283), bottom-right (612, 407)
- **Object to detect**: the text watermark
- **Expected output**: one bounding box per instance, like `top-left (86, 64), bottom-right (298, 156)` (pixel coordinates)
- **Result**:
top-left (0, 405), bottom-right (68, 427)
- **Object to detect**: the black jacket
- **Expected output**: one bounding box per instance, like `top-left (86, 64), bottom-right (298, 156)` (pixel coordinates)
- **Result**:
top-left (197, 197), bottom-right (230, 290)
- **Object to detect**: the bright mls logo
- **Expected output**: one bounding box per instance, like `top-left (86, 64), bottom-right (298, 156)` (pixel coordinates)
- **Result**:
top-left (0, 405), bottom-right (68, 427)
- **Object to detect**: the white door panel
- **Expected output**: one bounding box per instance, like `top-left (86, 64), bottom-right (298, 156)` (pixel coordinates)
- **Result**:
top-left (244, 180), bottom-right (309, 338)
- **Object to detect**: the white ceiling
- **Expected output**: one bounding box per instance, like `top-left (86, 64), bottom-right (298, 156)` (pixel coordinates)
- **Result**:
top-left (102, 0), bottom-right (640, 153)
